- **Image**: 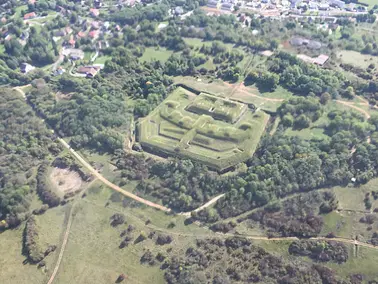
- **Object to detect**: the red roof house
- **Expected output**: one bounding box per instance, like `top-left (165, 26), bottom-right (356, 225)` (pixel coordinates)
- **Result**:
top-left (77, 31), bottom-right (86, 38)
top-left (24, 12), bottom-right (36, 20)
top-left (89, 30), bottom-right (99, 39)
top-left (90, 8), bottom-right (100, 17)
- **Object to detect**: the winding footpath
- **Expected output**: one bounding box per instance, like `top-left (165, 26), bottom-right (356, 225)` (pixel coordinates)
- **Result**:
top-left (58, 138), bottom-right (172, 212)
top-left (46, 204), bottom-right (75, 284)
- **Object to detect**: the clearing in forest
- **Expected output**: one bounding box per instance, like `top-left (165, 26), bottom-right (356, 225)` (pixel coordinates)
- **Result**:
top-left (137, 86), bottom-right (269, 171)
top-left (50, 168), bottom-right (83, 196)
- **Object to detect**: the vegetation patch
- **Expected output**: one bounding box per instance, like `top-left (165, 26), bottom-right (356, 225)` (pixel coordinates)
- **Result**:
top-left (49, 168), bottom-right (83, 197)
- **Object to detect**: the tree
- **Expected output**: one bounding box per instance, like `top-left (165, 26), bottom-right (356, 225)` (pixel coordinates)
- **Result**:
top-left (320, 92), bottom-right (331, 105)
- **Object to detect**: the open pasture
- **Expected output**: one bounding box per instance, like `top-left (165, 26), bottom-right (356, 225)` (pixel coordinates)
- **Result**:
top-left (138, 86), bottom-right (269, 171)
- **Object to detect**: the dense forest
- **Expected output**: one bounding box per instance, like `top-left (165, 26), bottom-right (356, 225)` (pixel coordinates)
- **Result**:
top-left (0, 88), bottom-right (60, 229)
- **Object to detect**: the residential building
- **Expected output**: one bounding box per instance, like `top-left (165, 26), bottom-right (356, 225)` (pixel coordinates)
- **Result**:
top-left (54, 30), bottom-right (67, 37)
top-left (91, 21), bottom-right (100, 29)
top-left (207, 0), bottom-right (219, 8)
top-left (174, 6), bottom-right (184, 15)
top-left (329, 0), bottom-right (345, 9)
top-left (69, 50), bottom-right (84, 60)
top-left (221, 2), bottom-right (234, 10)
top-left (319, 3), bottom-right (329, 10)
top-left (23, 12), bottom-right (36, 20)
top-left (90, 8), bottom-right (100, 17)
top-left (308, 1), bottom-right (318, 10)
top-left (68, 36), bottom-right (76, 48)
top-left (20, 31), bottom-right (29, 40)
top-left (313, 54), bottom-right (329, 66)
top-left (20, 63), bottom-right (35, 73)
top-left (77, 66), bottom-right (100, 78)
top-left (89, 30), bottom-right (99, 40)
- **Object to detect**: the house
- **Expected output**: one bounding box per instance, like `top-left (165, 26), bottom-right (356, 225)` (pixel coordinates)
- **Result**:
top-left (20, 63), bottom-right (35, 73)
top-left (329, 0), bottom-right (345, 9)
top-left (77, 66), bottom-right (100, 78)
top-left (54, 30), bottom-right (67, 37)
top-left (65, 26), bottom-right (72, 34)
top-left (290, 37), bottom-right (306, 46)
top-left (28, 0), bottom-right (36, 4)
top-left (297, 54), bottom-right (329, 66)
top-left (319, 3), bottom-right (329, 10)
top-left (77, 31), bottom-right (86, 38)
top-left (174, 6), bottom-right (184, 15)
top-left (90, 8), bottom-right (100, 17)
top-left (52, 67), bottom-right (65, 76)
top-left (313, 54), bottom-right (329, 66)
top-left (56, 6), bottom-right (67, 14)
top-left (20, 31), bottom-right (29, 40)
top-left (91, 21), bottom-right (100, 29)
top-left (94, 0), bottom-right (103, 7)
top-left (346, 3), bottom-right (355, 11)
top-left (69, 50), bottom-right (84, 60)
top-left (68, 36), bottom-right (76, 48)
top-left (308, 1), bottom-right (318, 10)
top-left (207, 0), bottom-right (219, 8)
top-left (24, 12), bottom-right (36, 20)
top-left (307, 40), bottom-right (322, 49)
top-left (115, 25), bottom-right (121, 31)
top-left (221, 2), bottom-right (234, 10)
top-left (89, 30), bottom-right (99, 39)
top-left (103, 21), bottom-right (110, 30)
top-left (1, 17), bottom-right (6, 24)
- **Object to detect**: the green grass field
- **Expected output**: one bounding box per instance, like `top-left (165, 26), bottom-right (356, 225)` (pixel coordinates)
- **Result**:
top-left (337, 50), bottom-right (378, 69)
top-left (52, 184), bottom-right (213, 284)
top-left (140, 47), bottom-right (173, 63)
top-left (93, 55), bottom-right (111, 65)
top-left (13, 5), bottom-right (27, 18)
top-left (332, 178), bottom-right (378, 211)
top-left (359, 0), bottom-right (378, 6)
top-left (0, 206), bottom-right (68, 284)
top-left (138, 86), bottom-right (269, 170)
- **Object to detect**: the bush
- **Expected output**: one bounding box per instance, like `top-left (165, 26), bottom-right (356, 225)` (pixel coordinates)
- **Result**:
top-left (110, 213), bottom-right (126, 227)
top-left (23, 217), bottom-right (44, 264)
top-left (156, 234), bottom-right (173, 245)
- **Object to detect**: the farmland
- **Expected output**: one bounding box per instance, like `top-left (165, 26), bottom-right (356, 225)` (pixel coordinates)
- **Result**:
top-left (137, 86), bottom-right (269, 171)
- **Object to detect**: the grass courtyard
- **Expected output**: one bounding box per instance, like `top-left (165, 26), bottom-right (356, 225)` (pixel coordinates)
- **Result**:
top-left (138, 86), bottom-right (269, 171)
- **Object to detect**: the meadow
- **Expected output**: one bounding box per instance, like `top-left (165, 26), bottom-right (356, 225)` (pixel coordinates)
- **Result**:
top-left (337, 50), bottom-right (378, 69)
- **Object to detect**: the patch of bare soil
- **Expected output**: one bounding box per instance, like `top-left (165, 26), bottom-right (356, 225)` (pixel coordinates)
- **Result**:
top-left (50, 168), bottom-right (83, 195)
top-left (55, 92), bottom-right (73, 101)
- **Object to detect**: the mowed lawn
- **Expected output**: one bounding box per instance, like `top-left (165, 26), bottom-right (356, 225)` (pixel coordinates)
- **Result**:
top-left (140, 47), bottom-right (173, 63)
top-left (337, 50), bottom-right (378, 69)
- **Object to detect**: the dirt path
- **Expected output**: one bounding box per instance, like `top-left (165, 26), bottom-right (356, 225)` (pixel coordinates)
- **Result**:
top-left (46, 204), bottom-right (75, 284)
top-left (237, 86), bottom-right (285, 102)
top-left (179, 194), bottom-right (226, 217)
top-left (335, 100), bottom-right (371, 120)
top-left (58, 138), bottom-right (171, 212)
top-left (85, 198), bottom-right (378, 252)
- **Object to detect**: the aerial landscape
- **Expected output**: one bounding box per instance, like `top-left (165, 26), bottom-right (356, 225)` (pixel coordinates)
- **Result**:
top-left (3, 0), bottom-right (378, 283)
